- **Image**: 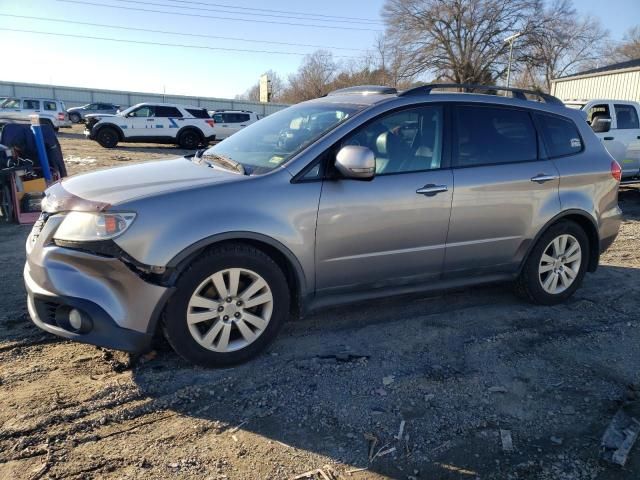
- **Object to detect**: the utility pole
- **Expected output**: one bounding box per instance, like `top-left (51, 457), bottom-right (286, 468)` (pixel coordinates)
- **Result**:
top-left (504, 32), bottom-right (523, 88)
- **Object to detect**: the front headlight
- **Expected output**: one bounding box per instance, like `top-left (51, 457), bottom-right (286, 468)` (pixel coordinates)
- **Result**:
top-left (53, 211), bottom-right (136, 242)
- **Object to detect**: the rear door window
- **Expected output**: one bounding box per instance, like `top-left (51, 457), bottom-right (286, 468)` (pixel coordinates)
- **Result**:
top-left (453, 105), bottom-right (538, 167)
top-left (534, 113), bottom-right (583, 158)
top-left (155, 106), bottom-right (182, 117)
top-left (23, 99), bottom-right (41, 110)
top-left (614, 104), bottom-right (640, 129)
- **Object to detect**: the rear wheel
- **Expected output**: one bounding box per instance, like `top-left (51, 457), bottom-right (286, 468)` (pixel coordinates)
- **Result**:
top-left (178, 130), bottom-right (201, 149)
top-left (96, 127), bottom-right (119, 148)
top-left (163, 244), bottom-right (290, 366)
top-left (516, 220), bottom-right (589, 305)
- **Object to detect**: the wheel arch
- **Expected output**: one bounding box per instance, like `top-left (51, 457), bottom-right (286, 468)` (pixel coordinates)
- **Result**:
top-left (520, 209), bottom-right (600, 274)
top-left (94, 122), bottom-right (124, 140)
top-left (163, 232), bottom-right (308, 318)
top-left (177, 126), bottom-right (204, 142)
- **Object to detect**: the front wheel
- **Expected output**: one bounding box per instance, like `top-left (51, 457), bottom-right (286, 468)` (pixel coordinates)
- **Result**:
top-left (515, 220), bottom-right (589, 305)
top-left (163, 244), bottom-right (290, 366)
top-left (69, 113), bottom-right (81, 123)
top-left (96, 127), bottom-right (119, 148)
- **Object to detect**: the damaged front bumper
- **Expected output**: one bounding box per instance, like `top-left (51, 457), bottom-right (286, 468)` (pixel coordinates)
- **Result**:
top-left (24, 214), bottom-right (171, 353)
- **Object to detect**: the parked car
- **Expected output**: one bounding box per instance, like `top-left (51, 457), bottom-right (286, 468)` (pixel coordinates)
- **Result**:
top-left (208, 110), bottom-right (259, 140)
top-left (0, 97), bottom-right (71, 131)
top-left (67, 102), bottom-right (120, 123)
top-left (84, 102), bottom-right (215, 149)
top-left (565, 99), bottom-right (640, 182)
top-left (25, 84), bottom-right (622, 366)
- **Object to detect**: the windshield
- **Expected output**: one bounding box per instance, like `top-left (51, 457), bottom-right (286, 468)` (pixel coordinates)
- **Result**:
top-left (117, 104), bottom-right (141, 117)
top-left (201, 102), bottom-right (364, 175)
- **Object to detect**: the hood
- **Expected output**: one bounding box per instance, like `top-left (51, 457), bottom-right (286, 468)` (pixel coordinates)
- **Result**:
top-left (67, 106), bottom-right (84, 112)
top-left (44, 157), bottom-right (242, 211)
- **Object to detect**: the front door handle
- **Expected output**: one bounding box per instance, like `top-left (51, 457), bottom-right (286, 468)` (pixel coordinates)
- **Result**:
top-left (416, 184), bottom-right (448, 196)
top-left (147, 118), bottom-right (155, 122)
top-left (530, 174), bottom-right (557, 184)
top-left (604, 136), bottom-right (614, 140)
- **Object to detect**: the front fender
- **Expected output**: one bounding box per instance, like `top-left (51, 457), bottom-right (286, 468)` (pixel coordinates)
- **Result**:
top-left (113, 170), bottom-right (321, 294)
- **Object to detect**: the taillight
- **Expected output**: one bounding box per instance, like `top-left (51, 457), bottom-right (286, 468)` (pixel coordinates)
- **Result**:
top-left (58, 112), bottom-right (65, 120)
top-left (205, 119), bottom-right (215, 127)
top-left (611, 160), bottom-right (622, 182)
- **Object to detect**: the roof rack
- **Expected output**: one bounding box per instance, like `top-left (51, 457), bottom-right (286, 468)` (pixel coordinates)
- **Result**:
top-left (398, 83), bottom-right (564, 105)
top-left (327, 85), bottom-right (398, 96)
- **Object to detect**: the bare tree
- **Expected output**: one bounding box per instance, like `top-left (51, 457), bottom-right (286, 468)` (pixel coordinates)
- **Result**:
top-left (382, 0), bottom-right (541, 84)
top-left (615, 26), bottom-right (640, 61)
top-left (522, 0), bottom-right (609, 92)
top-left (281, 50), bottom-right (337, 103)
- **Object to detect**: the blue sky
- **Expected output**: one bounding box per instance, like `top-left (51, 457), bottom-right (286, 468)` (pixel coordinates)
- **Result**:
top-left (0, 0), bottom-right (638, 99)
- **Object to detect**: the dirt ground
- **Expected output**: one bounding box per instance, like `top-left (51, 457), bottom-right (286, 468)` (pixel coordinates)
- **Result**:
top-left (0, 126), bottom-right (639, 479)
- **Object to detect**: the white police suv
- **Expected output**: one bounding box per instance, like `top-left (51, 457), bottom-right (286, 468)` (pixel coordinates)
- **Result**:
top-left (85, 103), bottom-right (216, 149)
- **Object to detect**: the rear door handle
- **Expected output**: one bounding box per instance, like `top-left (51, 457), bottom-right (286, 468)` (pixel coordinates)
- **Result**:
top-left (416, 184), bottom-right (448, 196)
top-left (530, 174), bottom-right (557, 184)
top-left (604, 136), bottom-right (614, 140)
top-left (147, 118), bottom-right (154, 122)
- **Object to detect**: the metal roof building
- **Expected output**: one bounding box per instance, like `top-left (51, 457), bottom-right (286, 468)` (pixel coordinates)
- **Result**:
top-left (0, 81), bottom-right (289, 115)
top-left (551, 58), bottom-right (640, 103)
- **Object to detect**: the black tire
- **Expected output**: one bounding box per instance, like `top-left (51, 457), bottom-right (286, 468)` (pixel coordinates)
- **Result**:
top-left (178, 129), bottom-right (201, 149)
top-left (96, 127), bottom-right (119, 148)
top-left (0, 183), bottom-right (15, 223)
top-left (69, 113), bottom-right (81, 123)
top-left (163, 244), bottom-right (290, 367)
top-left (515, 220), bottom-right (589, 305)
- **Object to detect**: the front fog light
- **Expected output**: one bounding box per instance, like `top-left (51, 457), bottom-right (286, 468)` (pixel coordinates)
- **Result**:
top-left (69, 309), bottom-right (83, 330)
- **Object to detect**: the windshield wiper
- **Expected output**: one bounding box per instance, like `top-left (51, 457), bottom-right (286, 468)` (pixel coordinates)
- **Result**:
top-left (201, 153), bottom-right (246, 175)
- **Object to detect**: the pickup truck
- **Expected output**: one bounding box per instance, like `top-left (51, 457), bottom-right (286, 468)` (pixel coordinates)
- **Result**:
top-left (565, 99), bottom-right (640, 182)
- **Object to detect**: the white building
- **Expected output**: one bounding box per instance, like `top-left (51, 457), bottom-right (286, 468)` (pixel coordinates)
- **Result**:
top-left (551, 58), bottom-right (640, 103)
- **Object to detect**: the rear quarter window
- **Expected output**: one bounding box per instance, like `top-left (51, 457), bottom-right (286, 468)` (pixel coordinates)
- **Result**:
top-left (186, 108), bottom-right (210, 118)
top-left (534, 113), bottom-right (583, 158)
top-left (44, 101), bottom-right (57, 111)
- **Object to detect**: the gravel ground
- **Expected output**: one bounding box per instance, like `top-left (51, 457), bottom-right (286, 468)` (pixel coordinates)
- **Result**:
top-left (0, 128), bottom-right (639, 479)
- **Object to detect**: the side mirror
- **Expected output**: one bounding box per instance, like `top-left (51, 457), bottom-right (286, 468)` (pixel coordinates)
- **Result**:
top-left (335, 145), bottom-right (376, 180)
top-left (591, 116), bottom-right (611, 133)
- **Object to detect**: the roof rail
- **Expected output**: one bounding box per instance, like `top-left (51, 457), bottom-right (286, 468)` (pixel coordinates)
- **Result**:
top-left (398, 83), bottom-right (564, 105)
top-left (327, 85), bottom-right (398, 96)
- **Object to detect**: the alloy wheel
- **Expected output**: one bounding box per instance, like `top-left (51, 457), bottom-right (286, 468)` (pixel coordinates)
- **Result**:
top-left (186, 268), bottom-right (273, 352)
top-left (538, 234), bottom-right (582, 295)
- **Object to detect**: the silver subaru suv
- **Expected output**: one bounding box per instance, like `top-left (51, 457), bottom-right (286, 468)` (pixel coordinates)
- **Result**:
top-left (24, 84), bottom-right (622, 366)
